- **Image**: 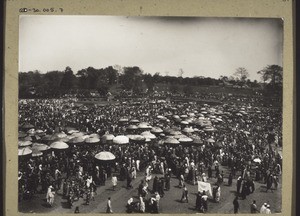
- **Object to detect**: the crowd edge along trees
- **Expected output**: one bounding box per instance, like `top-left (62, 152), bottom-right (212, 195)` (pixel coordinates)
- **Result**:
top-left (234, 67), bottom-right (249, 85)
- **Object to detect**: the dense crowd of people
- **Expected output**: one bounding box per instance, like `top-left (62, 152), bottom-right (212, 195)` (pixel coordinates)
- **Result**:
top-left (18, 93), bottom-right (282, 213)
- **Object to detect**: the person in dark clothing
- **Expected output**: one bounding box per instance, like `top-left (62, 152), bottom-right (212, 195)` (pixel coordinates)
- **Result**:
top-left (233, 196), bottom-right (239, 214)
top-left (228, 172), bottom-right (233, 186)
top-left (250, 200), bottom-right (259, 213)
top-left (127, 174), bottom-right (132, 189)
top-left (138, 180), bottom-right (144, 197)
top-left (152, 176), bottom-right (158, 193)
top-left (240, 181), bottom-right (247, 199)
top-left (74, 206), bottom-right (80, 213)
top-left (158, 178), bottom-right (165, 197)
top-left (195, 191), bottom-right (202, 212)
top-left (208, 166), bottom-right (212, 178)
top-left (165, 174), bottom-right (171, 191)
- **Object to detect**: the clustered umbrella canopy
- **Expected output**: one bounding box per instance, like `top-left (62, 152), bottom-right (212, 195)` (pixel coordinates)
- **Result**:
top-left (18, 147), bottom-right (32, 156)
top-left (141, 131), bottom-right (156, 140)
top-left (101, 134), bottom-right (115, 144)
top-left (164, 137), bottom-right (180, 145)
top-left (18, 140), bottom-right (32, 147)
top-left (95, 151), bottom-right (116, 161)
top-left (50, 141), bottom-right (69, 149)
top-left (151, 127), bottom-right (163, 134)
top-left (32, 143), bottom-right (51, 151)
top-left (85, 137), bottom-right (101, 144)
top-left (113, 135), bottom-right (129, 145)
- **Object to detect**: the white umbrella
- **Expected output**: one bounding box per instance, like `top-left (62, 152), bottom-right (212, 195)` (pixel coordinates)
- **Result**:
top-left (164, 137), bottom-right (180, 145)
top-left (95, 151), bottom-right (116, 161)
top-left (18, 147), bottom-right (32, 156)
top-left (32, 143), bottom-right (51, 151)
top-left (50, 141), bottom-right (69, 150)
top-left (113, 135), bottom-right (129, 145)
top-left (182, 127), bottom-right (194, 133)
top-left (151, 127), bottom-right (163, 134)
top-left (18, 140), bottom-right (32, 147)
top-left (85, 137), bottom-right (101, 144)
top-left (253, 158), bottom-right (261, 163)
top-left (102, 134), bottom-right (115, 144)
top-left (141, 131), bottom-right (156, 139)
top-left (179, 137), bottom-right (193, 143)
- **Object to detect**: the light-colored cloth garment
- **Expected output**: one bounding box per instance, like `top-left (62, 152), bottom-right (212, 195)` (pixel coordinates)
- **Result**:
top-left (198, 181), bottom-right (212, 197)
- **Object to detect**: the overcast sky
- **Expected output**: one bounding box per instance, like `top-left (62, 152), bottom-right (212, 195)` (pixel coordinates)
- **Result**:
top-left (19, 15), bottom-right (283, 81)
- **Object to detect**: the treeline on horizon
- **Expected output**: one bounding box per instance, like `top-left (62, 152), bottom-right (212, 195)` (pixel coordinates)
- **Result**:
top-left (19, 65), bottom-right (283, 98)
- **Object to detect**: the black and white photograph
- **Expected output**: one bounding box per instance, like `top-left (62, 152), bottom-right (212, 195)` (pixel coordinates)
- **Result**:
top-left (18, 15), bottom-right (283, 214)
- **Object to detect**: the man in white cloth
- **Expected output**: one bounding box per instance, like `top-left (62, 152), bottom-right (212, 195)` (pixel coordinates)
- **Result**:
top-left (265, 205), bottom-right (272, 214)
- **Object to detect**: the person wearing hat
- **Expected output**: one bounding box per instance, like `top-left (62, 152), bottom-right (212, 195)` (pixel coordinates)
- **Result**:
top-left (260, 203), bottom-right (267, 213)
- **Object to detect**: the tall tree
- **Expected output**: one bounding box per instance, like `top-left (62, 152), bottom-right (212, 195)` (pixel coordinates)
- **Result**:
top-left (120, 66), bottom-right (144, 93)
top-left (60, 67), bottom-right (76, 89)
top-left (257, 65), bottom-right (283, 87)
top-left (234, 67), bottom-right (249, 83)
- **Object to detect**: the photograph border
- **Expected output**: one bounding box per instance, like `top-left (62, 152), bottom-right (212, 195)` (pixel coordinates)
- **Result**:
top-left (4, 0), bottom-right (295, 216)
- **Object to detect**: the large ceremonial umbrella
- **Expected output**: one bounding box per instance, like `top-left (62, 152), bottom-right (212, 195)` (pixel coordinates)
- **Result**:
top-left (22, 123), bottom-right (34, 129)
top-left (169, 130), bottom-right (182, 136)
top-left (85, 137), bottom-right (101, 144)
top-left (164, 137), bottom-right (180, 145)
top-left (50, 141), bottom-right (69, 150)
top-left (141, 131), bottom-right (156, 140)
top-left (193, 138), bottom-right (204, 145)
top-left (203, 126), bottom-right (216, 132)
top-left (127, 125), bottom-right (138, 130)
top-left (138, 123), bottom-right (152, 129)
top-left (67, 129), bottom-right (80, 135)
top-left (52, 132), bottom-right (67, 140)
top-left (127, 135), bottom-right (146, 142)
top-left (180, 114), bottom-right (188, 118)
top-left (174, 134), bottom-right (188, 139)
top-left (72, 132), bottom-right (86, 137)
top-left (23, 136), bottom-right (33, 141)
top-left (157, 115), bottom-right (164, 119)
top-left (71, 135), bottom-right (89, 144)
top-left (31, 149), bottom-right (43, 157)
top-left (18, 147), bottom-right (32, 156)
top-left (101, 134), bottom-right (115, 144)
top-left (32, 143), bottom-right (51, 151)
top-left (18, 140), bottom-right (32, 147)
top-left (113, 135), bottom-right (129, 145)
top-left (182, 127), bottom-right (194, 133)
top-left (89, 133), bottom-right (100, 139)
top-left (18, 131), bottom-right (27, 138)
top-left (42, 135), bottom-right (56, 142)
top-left (119, 118), bottom-right (129, 123)
top-left (178, 137), bottom-right (193, 143)
top-left (173, 115), bottom-right (180, 119)
top-left (180, 120), bottom-right (189, 125)
top-left (129, 119), bottom-right (140, 124)
top-left (95, 151), bottom-right (116, 161)
top-left (151, 127), bottom-right (163, 134)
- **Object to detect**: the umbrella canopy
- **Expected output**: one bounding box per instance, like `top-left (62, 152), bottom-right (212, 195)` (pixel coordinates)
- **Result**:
top-left (18, 140), bottom-right (32, 147)
top-left (206, 138), bottom-right (215, 143)
top-left (119, 118), bottom-right (129, 122)
top-left (129, 119), bottom-right (140, 124)
top-left (32, 149), bottom-right (43, 157)
top-left (138, 123), bottom-right (152, 129)
top-left (69, 136), bottom-right (86, 144)
top-left (179, 137), bottom-right (193, 143)
top-left (67, 129), bottom-right (80, 135)
top-left (85, 137), bottom-right (101, 144)
top-left (141, 131), bottom-right (156, 140)
top-left (32, 143), bottom-right (51, 151)
top-left (72, 132), bottom-right (86, 137)
top-left (42, 135), bottom-right (56, 142)
top-left (180, 114), bottom-right (188, 118)
top-left (27, 128), bottom-right (35, 134)
top-left (151, 127), bottom-right (163, 134)
top-left (169, 130), bottom-right (182, 136)
top-left (113, 135), bottom-right (129, 145)
top-left (50, 141), bottom-right (69, 150)
top-left (102, 134), bottom-right (115, 144)
top-left (95, 151), bottom-right (116, 161)
top-left (18, 131), bottom-right (27, 138)
top-left (173, 115), bottom-right (180, 119)
top-left (203, 126), bottom-right (216, 132)
top-left (127, 135), bottom-right (146, 142)
top-left (22, 123), bottom-right (34, 129)
top-left (23, 136), bottom-right (33, 141)
top-left (127, 125), bottom-right (138, 130)
top-left (52, 132), bottom-right (67, 140)
top-left (157, 115), bottom-right (164, 119)
top-left (193, 139), bottom-right (204, 145)
top-left (89, 133), bottom-right (100, 139)
top-left (182, 127), bottom-right (194, 133)
top-left (18, 147), bottom-right (32, 156)
top-left (164, 137), bottom-right (180, 145)
top-left (174, 134), bottom-right (188, 139)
